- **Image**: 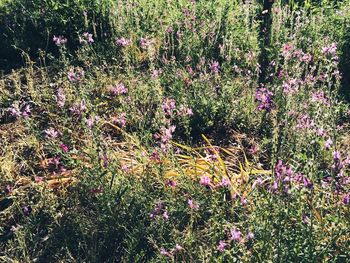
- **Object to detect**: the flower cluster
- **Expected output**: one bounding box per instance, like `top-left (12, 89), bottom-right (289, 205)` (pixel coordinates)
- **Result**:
top-left (68, 67), bottom-right (85, 82)
top-left (69, 101), bottom-right (87, 116)
top-left (109, 82), bottom-right (128, 96)
top-left (255, 86), bottom-right (274, 111)
top-left (116, 37), bottom-right (132, 47)
top-left (150, 201), bottom-right (169, 220)
top-left (79, 32), bottom-right (94, 44)
top-left (53, 35), bottom-right (67, 46)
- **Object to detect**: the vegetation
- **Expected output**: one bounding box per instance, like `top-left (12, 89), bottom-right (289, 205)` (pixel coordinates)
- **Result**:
top-left (1, 0), bottom-right (350, 262)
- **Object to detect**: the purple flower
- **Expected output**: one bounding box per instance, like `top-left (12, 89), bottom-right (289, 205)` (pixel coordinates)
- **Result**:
top-left (116, 37), bottom-right (132, 47)
top-left (174, 244), bottom-right (183, 251)
top-left (209, 61), bottom-right (220, 74)
top-left (230, 228), bottom-right (242, 242)
top-left (325, 138), bottom-right (333, 149)
top-left (69, 101), bottom-right (87, 116)
top-left (140, 37), bottom-right (155, 49)
top-left (322, 43), bottom-right (337, 56)
top-left (68, 67), bottom-right (85, 82)
top-left (219, 177), bottom-right (230, 187)
top-left (246, 232), bottom-right (255, 240)
top-left (7, 104), bottom-right (22, 118)
top-left (21, 104), bottom-right (31, 117)
top-left (44, 128), bottom-right (60, 139)
top-left (53, 35), bottom-right (67, 46)
top-left (188, 199), bottom-right (199, 210)
top-left (112, 112), bottom-right (127, 127)
top-left (302, 214), bottom-right (310, 224)
top-left (60, 143), bottom-right (69, 153)
top-left (160, 248), bottom-right (171, 257)
top-left (162, 98), bottom-right (176, 116)
top-left (200, 175), bottom-right (211, 187)
top-left (217, 240), bottom-right (228, 252)
top-left (333, 151), bottom-right (341, 161)
top-left (23, 206), bottom-right (31, 216)
top-left (342, 193), bottom-right (349, 205)
top-left (110, 83), bottom-right (128, 96)
top-left (255, 86), bottom-right (274, 111)
top-left (79, 32), bottom-right (94, 45)
top-left (151, 68), bottom-right (163, 79)
top-left (56, 87), bottom-right (66, 108)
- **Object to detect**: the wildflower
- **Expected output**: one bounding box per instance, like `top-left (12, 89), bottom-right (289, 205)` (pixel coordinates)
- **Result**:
top-left (79, 32), bottom-right (94, 45)
top-left (209, 61), bottom-right (220, 74)
top-left (112, 112), bottom-right (127, 127)
top-left (322, 43), bottom-right (337, 56)
top-left (109, 82), bottom-right (128, 96)
top-left (200, 175), bottom-right (211, 187)
top-left (165, 180), bottom-right (177, 188)
top-left (140, 37), bottom-right (155, 49)
top-left (333, 151), bottom-right (341, 161)
top-left (178, 105), bottom-right (193, 117)
top-left (34, 176), bottom-right (43, 183)
top-left (56, 87), bottom-right (66, 108)
top-left (246, 232), bottom-right (255, 240)
top-left (325, 138), bottom-right (333, 149)
top-left (160, 248), bottom-right (171, 257)
top-left (48, 156), bottom-right (61, 166)
top-left (230, 228), bottom-right (242, 242)
top-left (21, 104), bottom-right (31, 118)
top-left (22, 206), bottom-right (31, 216)
top-left (342, 193), bottom-right (349, 205)
top-left (67, 67), bottom-right (85, 82)
top-left (85, 115), bottom-right (100, 128)
top-left (121, 165), bottom-right (130, 173)
top-left (188, 199), bottom-right (199, 210)
top-left (302, 214), bottom-right (310, 224)
top-left (174, 244), bottom-right (183, 251)
top-left (116, 37), bottom-right (132, 47)
top-left (69, 101), bottom-right (87, 116)
top-left (151, 68), bottom-right (163, 79)
top-left (162, 211), bottom-right (169, 220)
top-left (217, 240), bottom-right (228, 252)
top-left (282, 43), bottom-right (294, 58)
top-left (255, 86), bottom-right (274, 111)
top-left (162, 98), bottom-right (176, 116)
top-left (7, 104), bottom-right (22, 118)
top-left (99, 153), bottom-right (108, 168)
top-left (219, 177), bottom-right (230, 187)
top-left (53, 35), bottom-right (67, 46)
top-left (296, 114), bottom-right (315, 130)
top-left (60, 143), bottom-right (69, 153)
top-left (44, 128), bottom-right (60, 139)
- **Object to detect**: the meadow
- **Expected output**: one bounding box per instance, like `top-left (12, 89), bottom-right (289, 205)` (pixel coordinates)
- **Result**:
top-left (0, 0), bottom-right (350, 262)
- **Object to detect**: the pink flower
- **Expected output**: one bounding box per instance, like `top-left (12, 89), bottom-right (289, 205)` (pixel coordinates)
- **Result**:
top-left (174, 244), bottom-right (183, 251)
top-left (219, 177), bottom-right (230, 187)
top-left (56, 87), bottom-right (66, 108)
top-left (188, 199), bottom-right (199, 210)
top-left (68, 67), bottom-right (85, 82)
top-left (60, 143), bottom-right (69, 153)
top-left (116, 37), bottom-right (132, 47)
top-left (44, 128), bottom-right (60, 139)
top-left (230, 228), bottom-right (242, 242)
top-left (209, 61), bottom-right (220, 74)
top-left (162, 98), bottom-right (176, 116)
top-left (217, 240), bottom-right (228, 252)
top-left (322, 43), bottom-right (337, 56)
top-left (325, 138), bottom-right (333, 149)
top-left (110, 82), bottom-right (128, 96)
top-left (246, 232), bottom-right (255, 240)
top-left (69, 101), bottom-right (87, 116)
top-left (112, 112), bottom-right (127, 127)
top-left (79, 32), bottom-right (94, 44)
top-left (53, 35), bottom-right (67, 46)
top-left (200, 175), bottom-right (211, 187)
